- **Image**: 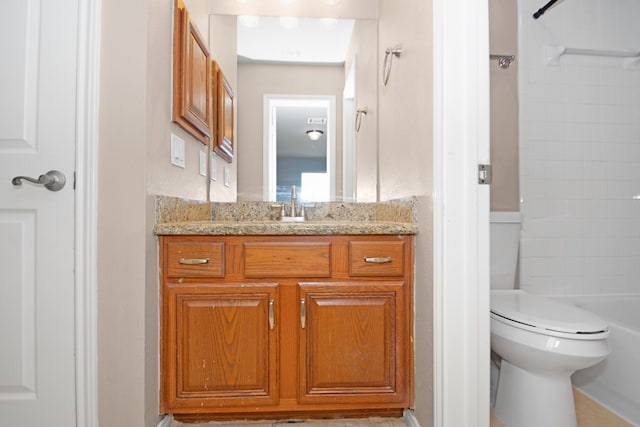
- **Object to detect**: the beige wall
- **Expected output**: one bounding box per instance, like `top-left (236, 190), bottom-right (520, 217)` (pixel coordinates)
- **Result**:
top-left (236, 63), bottom-right (345, 201)
top-left (377, 0), bottom-right (434, 425)
top-left (378, 0), bottom-right (433, 201)
top-left (345, 19), bottom-right (379, 202)
top-left (99, 1), bottom-right (440, 426)
top-left (489, 0), bottom-right (519, 211)
top-left (99, 0), bottom-right (211, 426)
top-left (144, 0), bottom-right (238, 204)
top-left (99, 0), bottom-right (148, 425)
top-left (209, 14), bottom-right (238, 202)
top-left (146, 0), bottom-right (211, 201)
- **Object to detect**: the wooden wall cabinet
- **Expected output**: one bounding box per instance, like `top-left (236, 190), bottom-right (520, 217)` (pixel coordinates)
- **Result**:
top-left (159, 235), bottom-right (414, 420)
top-left (214, 67), bottom-right (234, 163)
top-left (172, 0), bottom-right (211, 144)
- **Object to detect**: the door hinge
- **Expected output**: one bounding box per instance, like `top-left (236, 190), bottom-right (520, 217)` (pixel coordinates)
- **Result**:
top-left (478, 164), bottom-right (492, 184)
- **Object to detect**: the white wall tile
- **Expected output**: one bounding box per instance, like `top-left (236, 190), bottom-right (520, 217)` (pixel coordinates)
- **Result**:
top-left (518, 0), bottom-right (640, 296)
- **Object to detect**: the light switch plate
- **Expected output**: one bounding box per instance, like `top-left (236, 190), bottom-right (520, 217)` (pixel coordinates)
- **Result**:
top-left (170, 134), bottom-right (185, 168)
top-left (224, 166), bottom-right (231, 187)
top-left (210, 152), bottom-right (217, 181)
top-left (199, 150), bottom-right (207, 176)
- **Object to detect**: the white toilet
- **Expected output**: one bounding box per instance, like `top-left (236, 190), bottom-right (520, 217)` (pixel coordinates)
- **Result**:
top-left (490, 212), bottom-right (610, 427)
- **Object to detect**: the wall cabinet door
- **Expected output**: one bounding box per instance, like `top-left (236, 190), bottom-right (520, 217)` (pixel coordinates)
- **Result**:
top-left (163, 283), bottom-right (279, 410)
top-left (172, 0), bottom-right (211, 143)
top-left (298, 282), bottom-right (409, 405)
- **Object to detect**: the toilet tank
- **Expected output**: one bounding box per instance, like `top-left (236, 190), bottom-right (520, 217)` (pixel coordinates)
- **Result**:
top-left (490, 211), bottom-right (521, 290)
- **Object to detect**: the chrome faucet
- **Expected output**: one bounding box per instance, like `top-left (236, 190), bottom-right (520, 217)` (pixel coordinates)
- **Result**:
top-left (277, 185), bottom-right (305, 222)
top-left (290, 185), bottom-right (297, 217)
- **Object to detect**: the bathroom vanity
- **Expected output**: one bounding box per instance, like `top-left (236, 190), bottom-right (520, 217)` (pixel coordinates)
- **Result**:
top-left (157, 222), bottom-right (415, 420)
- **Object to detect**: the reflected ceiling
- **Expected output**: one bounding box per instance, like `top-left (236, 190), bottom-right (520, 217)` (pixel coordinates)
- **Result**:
top-left (237, 16), bottom-right (355, 63)
top-left (276, 105), bottom-right (327, 159)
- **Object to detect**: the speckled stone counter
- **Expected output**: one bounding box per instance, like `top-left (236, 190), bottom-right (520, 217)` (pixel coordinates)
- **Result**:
top-left (153, 196), bottom-right (418, 236)
top-left (154, 220), bottom-right (417, 236)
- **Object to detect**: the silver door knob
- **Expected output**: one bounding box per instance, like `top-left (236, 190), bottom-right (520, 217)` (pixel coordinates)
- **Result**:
top-left (11, 170), bottom-right (66, 191)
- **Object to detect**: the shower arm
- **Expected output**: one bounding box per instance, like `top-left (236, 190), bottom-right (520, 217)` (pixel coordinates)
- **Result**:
top-left (533, 0), bottom-right (559, 19)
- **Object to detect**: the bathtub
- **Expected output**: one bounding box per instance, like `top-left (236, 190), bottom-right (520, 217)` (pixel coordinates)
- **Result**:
top-left (556, 295), bottom-right (640, 426)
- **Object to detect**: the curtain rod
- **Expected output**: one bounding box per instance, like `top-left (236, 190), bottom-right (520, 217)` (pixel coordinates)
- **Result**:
top-left (533, 0), bottom-right (559, 19)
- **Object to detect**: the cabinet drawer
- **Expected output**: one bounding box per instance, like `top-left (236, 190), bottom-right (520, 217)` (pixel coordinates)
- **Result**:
top-left (349, 241), bottom-right (405, 277)
top-left (244, 242), bottom-right (331, 277)
top-left (166, 241), bottom-right (224, 278)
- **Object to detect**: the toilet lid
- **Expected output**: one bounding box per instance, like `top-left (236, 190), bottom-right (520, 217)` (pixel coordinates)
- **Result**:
top-left (490, 290), bottom-right (608, 335)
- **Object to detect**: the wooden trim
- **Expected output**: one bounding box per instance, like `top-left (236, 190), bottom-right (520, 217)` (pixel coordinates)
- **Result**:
top-left (433, 0), bottom-right (491, 423)
top-left (75, 0), bottom-right (100, 425)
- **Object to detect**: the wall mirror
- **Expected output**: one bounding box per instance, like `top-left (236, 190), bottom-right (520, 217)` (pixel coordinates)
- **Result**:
top-left (210, 3), bottom-right (379, 203)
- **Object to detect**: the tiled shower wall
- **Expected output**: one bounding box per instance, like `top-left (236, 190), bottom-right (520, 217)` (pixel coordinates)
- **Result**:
top-left (518, 0), bottom-right (640, 295)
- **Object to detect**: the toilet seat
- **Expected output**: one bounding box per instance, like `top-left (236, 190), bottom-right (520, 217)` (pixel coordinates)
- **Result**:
top-left (491, 290), bottom-right (609, 339)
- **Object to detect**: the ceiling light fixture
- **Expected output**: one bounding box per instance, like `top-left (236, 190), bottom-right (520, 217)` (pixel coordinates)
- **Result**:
top-left (238, 15), bottom-right (260, 28)
top-left (279, 16), bottom-right (299, 30)
top-left (306, 130), bottom-right (324, 141)
top-left (319, 18), bottom-right (338, 30)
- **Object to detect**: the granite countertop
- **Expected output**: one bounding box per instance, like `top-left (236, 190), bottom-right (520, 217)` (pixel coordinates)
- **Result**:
top-left (154, 220), bottom-right (418, 236)
top-left (153, 197), bottom-right (419, 236)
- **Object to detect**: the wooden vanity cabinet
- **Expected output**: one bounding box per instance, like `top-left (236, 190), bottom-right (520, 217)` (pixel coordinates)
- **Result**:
top-left (159, 234), bottom-right (414, 418)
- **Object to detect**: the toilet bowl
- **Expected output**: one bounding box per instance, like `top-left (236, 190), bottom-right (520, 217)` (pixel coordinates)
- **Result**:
top-left (491, 290), bottom-right (610, 427)
top-left (490, 213), bottom-right (610, 427)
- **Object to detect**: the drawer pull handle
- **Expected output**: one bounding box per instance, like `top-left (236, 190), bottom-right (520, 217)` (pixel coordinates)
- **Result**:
top-left (178, 258), bottom-right (210, 265)
top-left (363, 256), bottom-right (393, 263)
top-left (300, 298), bottom-right (306, 329)
top-left (269, 300), bottom-right (275, 330)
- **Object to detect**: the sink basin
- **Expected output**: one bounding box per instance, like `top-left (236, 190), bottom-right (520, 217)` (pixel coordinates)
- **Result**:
top-left (280, 216), bottom-right (306, 223)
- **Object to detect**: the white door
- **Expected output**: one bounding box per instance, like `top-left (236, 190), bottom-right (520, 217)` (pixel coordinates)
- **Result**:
top-left (0, 0), bottom-right (78, 424)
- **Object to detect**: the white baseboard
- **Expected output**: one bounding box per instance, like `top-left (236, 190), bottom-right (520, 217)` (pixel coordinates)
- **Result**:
top-left (157, 415), bottom-right (173, 427)
top-left (403, 409), bottom-right (421, 427)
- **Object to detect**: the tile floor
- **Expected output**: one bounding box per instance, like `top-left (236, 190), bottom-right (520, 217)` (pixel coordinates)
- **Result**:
top-left (170, 389), bottom-right (630, 427)
top-left (490, 388), bottom-right (632, 427)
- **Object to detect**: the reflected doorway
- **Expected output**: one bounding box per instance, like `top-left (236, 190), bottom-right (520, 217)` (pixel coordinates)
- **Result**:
top-left (263, 95), bottom-right (336, 202)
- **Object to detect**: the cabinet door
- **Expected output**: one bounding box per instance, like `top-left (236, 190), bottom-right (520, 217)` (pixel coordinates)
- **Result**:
top-left (172, 0), bottom-right (211, 143)
top-left (163, 283), bottom-right (279, 411)
top-left (298, 282), bottom-right (409, 406)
